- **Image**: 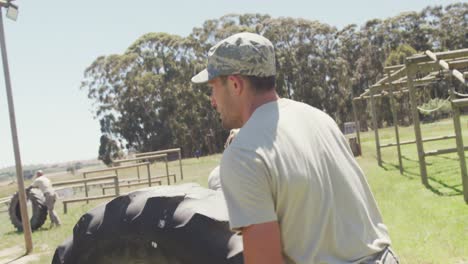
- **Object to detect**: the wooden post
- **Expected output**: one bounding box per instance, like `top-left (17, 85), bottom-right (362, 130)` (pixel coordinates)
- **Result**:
top-left (351, 99), bottom-right (361, 146)
top-left (0, 10), bottom-right (34, 254)
top-left (449, 76), bottom-right (468, 203)
top-left (387, 72), bottom-right (404, 174)
top-left (452, 105), bottom-right (468, 203)
top-left (370, 89), bottom-right (382, 166)
top-left (406, 62), bottom-right (428, 185)
top-left (147, 163), bottom-right (152, 187)
top-left (178, 149), bottom-right (184, 180)
top-left (83, 172), bottom-right (89, 204)
top-left (165, 156), bottom-right (170, 184)
top-left (453, 107), bottom-right (468, 203)
top-left (114, 169), bottom-right (119, 196)
top-left (137, 166), bottom-right (141, 183)
top-left (114, 176), bottom-right (120, 196)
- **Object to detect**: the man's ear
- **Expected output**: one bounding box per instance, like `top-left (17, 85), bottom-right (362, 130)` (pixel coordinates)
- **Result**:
top-left (228, 75), bottom-right (244, 96)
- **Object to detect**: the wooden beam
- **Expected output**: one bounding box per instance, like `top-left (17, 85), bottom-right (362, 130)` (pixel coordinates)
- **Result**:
top-left (113, 153), bottom-right (167, 164)
top-left (354, 89), bottom-right (409, 101)
top-left (452, 98), bottom-right (468, 108)
top-left (369, 90), bottom-right (382, 166)
top-left (392, 59), bottom-right (468, 79)
top-left (446, 59), bottom-right (468, 69)
top-left (102, 179), bottom-right (164, 195)
top-left (425, 50), bottom-right (466, 85)
top-left (0, 196), bottom-right (11, 204)
top-left (63, 194), bottom-right (116, 214)
top-left (406, 49), bottom-right (468, 64)
top-left (384, 64), bottom-right (405, 72)
top-left (387, 71), bottom-right (403, 174)
top-left (370, 78), bottom-right (437, 93)
top-left (82, 162), bottom-right (150, 175)
top-left (424, 146), bottom-right (468, 157)
top-left (135, 148), bottom-right (181, 157)
top-left (381, 135), bottom-right (456, 148)
top-left (356, 89), bottom-right (371, 99)
top-left (53, 175), bottom-right (117, 187)
top-left (374, 66), bottom-right (407, 86)
top-left (406, 63), bottom-right (428, 185)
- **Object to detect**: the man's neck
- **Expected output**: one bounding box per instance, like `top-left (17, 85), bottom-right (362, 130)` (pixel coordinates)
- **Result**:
top-left (241, 90), bottom-right (279, 125)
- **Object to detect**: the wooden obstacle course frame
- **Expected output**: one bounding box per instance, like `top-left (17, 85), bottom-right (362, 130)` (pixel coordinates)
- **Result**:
top-left (101, 178), bottom-right (166, 195)
top-left (63, 194), bottom-right (116, 214)
top-left (352, 48), bottom-right (468, 203)
top-left (112, 153), bottom-right (173, 184)
top-left (57, 175), bottom-right (120, 214)
top-left (0, 196), bottom-right (10, 213)
top-left (135, 148), bottom-right (184, 181)
top-left (81, 162), bottom-right (151, 203)
top-left (0, 196), bottom-right (10, 204)
top-left (380, 135), bottom-right (456, 148)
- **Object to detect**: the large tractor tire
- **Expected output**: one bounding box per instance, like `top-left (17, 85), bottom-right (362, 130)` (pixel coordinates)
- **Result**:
top-left (8, 188), bottom-right (48, 231)
top-left (53, 183), bottom-right (243, 264)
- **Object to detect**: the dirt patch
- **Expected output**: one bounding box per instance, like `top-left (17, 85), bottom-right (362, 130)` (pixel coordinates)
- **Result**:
top-left (0, 245), bottom-right (23, 259)
top-left (0, 254), bottom-right (41, 264)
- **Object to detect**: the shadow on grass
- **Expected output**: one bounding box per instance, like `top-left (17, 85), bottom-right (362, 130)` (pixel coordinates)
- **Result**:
top-left (3, 254), bottom-right (27, 264)
top-left (426, 177), bottom-right (463, 197)
top-left (380, 161), bottom-right (400, 171)
top-left (431, 155), bottom-right (459, 162)
top-left (380, 156), bottom-right (464, 197)
top-left (3, 225), bottom-right (55, 237)
top-left (380, 160), bottom-right (418, 180)
top-left (401, 155), bottom-right (419, 162)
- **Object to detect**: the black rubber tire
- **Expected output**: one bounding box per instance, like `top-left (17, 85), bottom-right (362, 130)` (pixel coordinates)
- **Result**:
top-left (8, 188), bottom-right (48, 231)
top-left (52, 183), bottom-right (244, 264)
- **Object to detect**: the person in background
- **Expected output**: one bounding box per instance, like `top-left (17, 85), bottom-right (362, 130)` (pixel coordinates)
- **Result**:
top-left (208, 128), bottom-right (240, 191)
top-left (195, 149), bottom-right (202, 159)
top-left (27, 170), bottom-right (61, 228)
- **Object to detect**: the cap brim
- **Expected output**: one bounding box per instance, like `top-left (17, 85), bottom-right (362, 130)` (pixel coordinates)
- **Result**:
top-left (191, 69), bottom-right (209, 84)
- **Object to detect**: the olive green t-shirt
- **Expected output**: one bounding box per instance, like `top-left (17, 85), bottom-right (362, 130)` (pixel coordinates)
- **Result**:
top-left (220, 98), bottom-right (391, 264)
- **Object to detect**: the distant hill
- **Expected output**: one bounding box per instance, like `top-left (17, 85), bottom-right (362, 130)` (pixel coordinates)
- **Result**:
top-left (0, 159), bottom-right (102, 182)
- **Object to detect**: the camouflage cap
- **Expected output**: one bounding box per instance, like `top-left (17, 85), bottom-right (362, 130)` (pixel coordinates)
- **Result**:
top-left (191, 32), bottom-right (276, 84)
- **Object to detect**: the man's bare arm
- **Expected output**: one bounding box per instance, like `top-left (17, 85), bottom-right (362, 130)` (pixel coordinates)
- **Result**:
top-left (242, 221), bottom-right (284, 264)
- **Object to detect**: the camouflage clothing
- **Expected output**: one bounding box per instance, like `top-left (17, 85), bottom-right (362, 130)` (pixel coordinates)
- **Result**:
top-left (191, 32), bottom-right (276, 83)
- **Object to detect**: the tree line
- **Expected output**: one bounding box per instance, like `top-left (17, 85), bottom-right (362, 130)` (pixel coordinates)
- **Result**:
top-left (81, 3), bottom-right (468, 163)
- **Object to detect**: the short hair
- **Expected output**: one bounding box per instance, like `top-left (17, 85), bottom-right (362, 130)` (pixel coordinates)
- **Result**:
top-left (219, 75), bottom-right (275, 94)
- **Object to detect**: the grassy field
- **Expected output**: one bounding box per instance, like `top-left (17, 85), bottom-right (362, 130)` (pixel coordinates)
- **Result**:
top-left (0, 116), bottom-right (467, 263)
top-left (0, 155), bottom-right (222, 264)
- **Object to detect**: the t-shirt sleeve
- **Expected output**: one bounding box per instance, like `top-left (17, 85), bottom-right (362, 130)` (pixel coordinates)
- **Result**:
top-left (220, 147), bottom-right (277, 231)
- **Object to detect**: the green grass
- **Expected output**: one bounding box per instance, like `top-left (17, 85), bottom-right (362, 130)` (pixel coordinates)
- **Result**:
top-left (0, 201), bottom-right (99, 263)
top-left (358, 116), bottom-right (468, 263)
top-left (0, 155), bottom-right (222, 264)
top-left (1, 116), bottom-right (468, 263)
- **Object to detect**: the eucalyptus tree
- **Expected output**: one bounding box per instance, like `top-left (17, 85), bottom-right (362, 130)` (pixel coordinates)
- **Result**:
top-left (83, 33), bottom-right (195, 154)
top-left (81, 3), bottom-right (467, 160)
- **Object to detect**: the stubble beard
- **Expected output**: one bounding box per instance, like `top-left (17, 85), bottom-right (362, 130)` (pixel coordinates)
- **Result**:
top-left (218, 83), bottom-right (242, 130)
top-left (220, 112), bottom-right (242, 130)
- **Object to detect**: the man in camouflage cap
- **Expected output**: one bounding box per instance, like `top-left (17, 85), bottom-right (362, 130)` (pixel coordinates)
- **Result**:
top-left (192, 32), bottom-right (398, 264)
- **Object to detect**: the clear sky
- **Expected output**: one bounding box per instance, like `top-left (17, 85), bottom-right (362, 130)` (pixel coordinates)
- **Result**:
top-left (0, 0), bottom-right (461, 168)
